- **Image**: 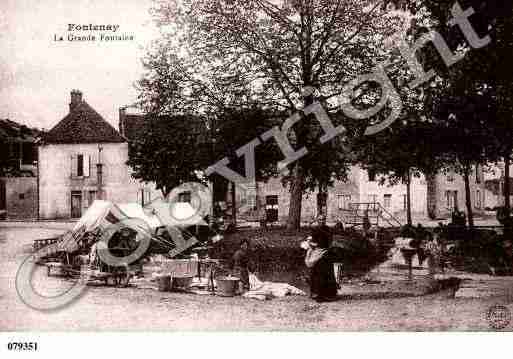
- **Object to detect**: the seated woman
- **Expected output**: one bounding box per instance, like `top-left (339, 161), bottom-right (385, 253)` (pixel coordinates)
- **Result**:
top-left (230, 239), bottom-right (253, 292)
top-left (304, 227), bottom-right (338, 302)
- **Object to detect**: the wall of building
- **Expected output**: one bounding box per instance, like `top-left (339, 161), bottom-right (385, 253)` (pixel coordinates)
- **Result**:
top-left (240, 166), bottom-right (487, 223)
top-left (253, 167), bottom-right (362, 223)
top-left (325, 167), bottom-right (361, 220)
top-left (38, 143), bottom-right (159, 219)
top-left (253, 166), bottom-right (427, 222)
top-left (231, 164), bottom-right (488, 223)
top-left (356, 168), bottom-right (427, 216)
top-left (427, 168), bottom-right (486, 219)
top-left (0, 177), bottom-right (38, 219)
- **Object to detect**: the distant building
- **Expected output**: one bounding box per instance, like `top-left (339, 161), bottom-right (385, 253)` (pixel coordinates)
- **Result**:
top-left (0, 119), bottom-right (40, 219)
top-left (38, 90), bottom-right (158, 219)
top-left (233, 166), bottom-right (485, 225)
top-left (426, 166), bottom-right (486, 219)
top-left (118, 107), bottom-right (486, 225)
top-left (485, 177), bottom-right (513, 209)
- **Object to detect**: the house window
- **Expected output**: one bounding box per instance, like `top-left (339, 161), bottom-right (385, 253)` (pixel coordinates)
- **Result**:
top-left (446, 190), bottom-right (453, 208)
top-left (403, 194), bottom-right (407, 211)
top-left (368, 169), bottom-right (376, 182)
top-left (384, 194), bottom-right (392, 208)
top-left (337, 195), bottom-right (351, 210)
top-left (77, 154), bottom-right (84, 176)
top-left (475, 189), bottom-right (482, 209)
top-left (88, 191), bottom-right (97, 206)
top-left (266, 195), bottom-right (278, 206)
top-left (22, 142), bottom-right (35, 165)
top-left (446, 190), bottom-right (458, 210)
top-left (265, 195), bottom-right (279, 222)
top-left (446, 172), bottom-right (454, 182)
top-left (368, 194), bottom-right (378, 203)
top-left (476, 165), bottom-right (482, 184)
top-left (19, 193), bottom-right (25, 200)
top-left (72, 154), bottom-right (90, 178)
top-left (178, 191), bottom-right (191, 203)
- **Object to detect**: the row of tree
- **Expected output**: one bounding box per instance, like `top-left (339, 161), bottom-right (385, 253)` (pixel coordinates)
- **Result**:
top-left (129, 0), bottom-right (513, 231)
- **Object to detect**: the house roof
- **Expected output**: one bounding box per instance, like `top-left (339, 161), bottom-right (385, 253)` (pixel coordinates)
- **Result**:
top-left (0, 118), bottom-right (40, 142)
top-left (44, 101), bottom-right (125, 144)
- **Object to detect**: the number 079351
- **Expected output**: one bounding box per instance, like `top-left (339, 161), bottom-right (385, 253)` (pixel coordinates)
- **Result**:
top-left (7, 342), bottom-right (38, 351)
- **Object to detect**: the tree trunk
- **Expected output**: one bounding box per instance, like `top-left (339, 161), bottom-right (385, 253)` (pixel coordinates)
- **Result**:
top-left (287, 163), bottom-right (304, 231)
top-left (406, 170), bottom-right (412, 226)
top-left (463, 164), bottom-right (474, 230)
top-left (426, 173), bottom-right (438, 220)
top-left (317, 184), bottom-right (328, 225)
top-left (504, 153), bottom-right (511, 216)
top-left (231, 182), bottom-right (237, 226)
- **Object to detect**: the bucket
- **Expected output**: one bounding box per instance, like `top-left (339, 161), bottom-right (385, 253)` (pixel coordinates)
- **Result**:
top-left (216, 276), bottom-right (240, 296)
top-left (157, 275), bottom-right (172, 292)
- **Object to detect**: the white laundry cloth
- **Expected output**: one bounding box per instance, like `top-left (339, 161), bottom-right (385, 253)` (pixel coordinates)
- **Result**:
top-left (242, 273), bottom-right (306, 300)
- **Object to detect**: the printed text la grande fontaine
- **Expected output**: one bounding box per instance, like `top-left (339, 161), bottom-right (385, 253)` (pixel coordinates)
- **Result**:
top-left (53, 24), bottom-right (134, 42)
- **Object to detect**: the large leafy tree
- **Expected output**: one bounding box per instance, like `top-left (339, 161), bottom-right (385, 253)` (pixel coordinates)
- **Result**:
top-left (142, 0), bottom-right (407, 230)
top-left (416, 0), bottom-right (499, 229)
top-left (213, 106), bottom-right (281, 223)
top-left (486, 3), bottom-right (513, 218)
top-left (431, 95), bottom-right (493, 229)
top-left (348, 2), bottom-right (438, 226)
top-left (127, 114), bottom-right (210, 196)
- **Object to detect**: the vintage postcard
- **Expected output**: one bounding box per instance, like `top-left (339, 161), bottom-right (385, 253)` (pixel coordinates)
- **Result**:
top-left (1, 0), bottom-right (513, 350)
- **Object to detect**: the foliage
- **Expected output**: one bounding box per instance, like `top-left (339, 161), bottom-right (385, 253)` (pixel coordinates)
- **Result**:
top-left (142, 0), bottom-right (409, 229)
top-left (214, 106), bottom-right (281, 183)
top-left (126, 114), bottom-right (210, 196)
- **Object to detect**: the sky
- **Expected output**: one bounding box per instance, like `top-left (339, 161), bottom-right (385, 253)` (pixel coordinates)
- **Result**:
top-left (0, 0), bottom-right (159, 131)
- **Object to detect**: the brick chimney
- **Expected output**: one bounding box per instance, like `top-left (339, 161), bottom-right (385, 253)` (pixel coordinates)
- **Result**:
top-left (69, 89), bottom-right (83, 111)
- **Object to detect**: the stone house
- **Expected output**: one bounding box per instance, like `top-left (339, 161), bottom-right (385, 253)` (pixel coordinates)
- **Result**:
top-left (38, 90), bottom-right (158, 219)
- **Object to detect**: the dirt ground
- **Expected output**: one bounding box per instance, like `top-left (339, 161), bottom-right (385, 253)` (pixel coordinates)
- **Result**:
top-left (1, 226), bottom-right (512, 331)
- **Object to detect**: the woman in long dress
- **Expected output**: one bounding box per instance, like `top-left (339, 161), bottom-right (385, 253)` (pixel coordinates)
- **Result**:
top-left (304, 227), bottom-right (338, 302)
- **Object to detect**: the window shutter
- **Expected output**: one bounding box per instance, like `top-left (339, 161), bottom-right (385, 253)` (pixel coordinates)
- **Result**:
top-left (84, 154), bottom-right (90, 177)
top-left (71, 154), bottom-right (77, 178)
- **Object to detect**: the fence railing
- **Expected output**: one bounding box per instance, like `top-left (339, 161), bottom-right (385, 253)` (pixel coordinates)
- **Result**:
top-left (339, 202), bottom-right (402, 228)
